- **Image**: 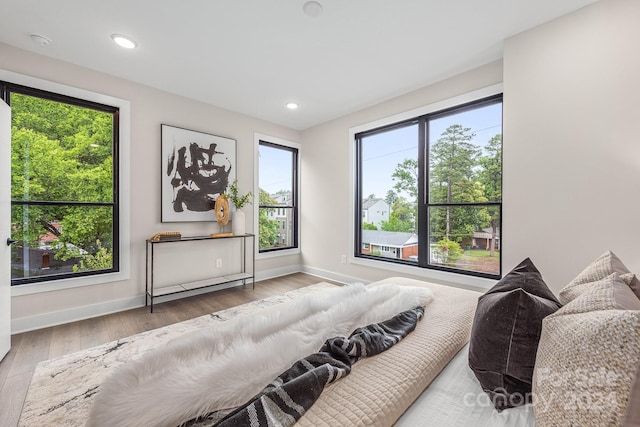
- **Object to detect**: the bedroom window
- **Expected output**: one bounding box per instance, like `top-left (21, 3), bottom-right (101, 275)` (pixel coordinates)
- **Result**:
top-left (355, 94), bottom-right (502, 279)
top-left (257, 138), bottom-right (299, 253)
top-left (2, 81), bottom-right (120, 285)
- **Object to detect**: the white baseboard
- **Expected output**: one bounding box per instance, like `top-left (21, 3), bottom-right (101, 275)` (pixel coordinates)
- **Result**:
top-left (254, 264), bottom-right (303, 281)
top-left (301, 266), bottom-right (366, 285)
top-left (12, 295), bottom-right (143, 334)
top-left (11, 264), bottom-right (308, 334)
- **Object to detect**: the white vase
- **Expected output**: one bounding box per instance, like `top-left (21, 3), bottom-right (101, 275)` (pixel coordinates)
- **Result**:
top-left (232, 209), bottom-right (245, 236)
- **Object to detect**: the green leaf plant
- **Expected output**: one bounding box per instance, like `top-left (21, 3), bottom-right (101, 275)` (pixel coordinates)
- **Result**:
top-left (226, 180), bottom-right (253, 209)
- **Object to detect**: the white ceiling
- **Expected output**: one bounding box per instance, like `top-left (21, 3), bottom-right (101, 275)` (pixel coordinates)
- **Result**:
top-left (0, 0), bottom-right (598, 130)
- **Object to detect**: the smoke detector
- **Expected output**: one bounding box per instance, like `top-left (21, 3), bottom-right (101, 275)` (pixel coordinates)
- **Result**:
top-left (303, 1), bottom-right (323, 17)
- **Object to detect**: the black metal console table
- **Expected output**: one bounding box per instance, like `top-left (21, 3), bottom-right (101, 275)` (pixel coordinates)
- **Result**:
top-left (145, 234), bottom-right (255, 312)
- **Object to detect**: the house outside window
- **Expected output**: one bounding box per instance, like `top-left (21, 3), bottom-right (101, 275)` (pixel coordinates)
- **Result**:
top-left (362, 195), bottom-right (390, 229)
top-left (355, 94), bottom-right (502, 279)
top-left (2, 81), bottom-right (120, 285)
top-left (257, 137), bottom-right (299, 253)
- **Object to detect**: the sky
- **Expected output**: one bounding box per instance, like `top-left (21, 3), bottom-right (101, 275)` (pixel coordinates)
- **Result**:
top-left (258, 144), bottom-right (293, 195)
top-left (361, 102), bottom-right (502, 200)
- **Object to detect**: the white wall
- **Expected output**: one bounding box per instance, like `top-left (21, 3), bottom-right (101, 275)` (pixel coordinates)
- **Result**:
top-left (502, 0), bottom-right (640, 293)
top-left (0, 43), bottom-right (302, 332)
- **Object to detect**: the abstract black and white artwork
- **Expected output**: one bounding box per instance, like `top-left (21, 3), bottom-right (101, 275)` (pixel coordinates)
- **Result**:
top-left (161, 124), bottom-right (235, 222)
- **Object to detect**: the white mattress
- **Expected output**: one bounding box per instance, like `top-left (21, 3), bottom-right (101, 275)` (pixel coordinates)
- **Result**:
top-left (396, 344), bottom-right (536, 427)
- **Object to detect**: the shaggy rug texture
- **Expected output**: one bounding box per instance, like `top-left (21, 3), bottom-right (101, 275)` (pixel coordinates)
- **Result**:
top-left (86, 283), bottom-right (432, 427)
top-left (19, 283), bottom-right (336, 427)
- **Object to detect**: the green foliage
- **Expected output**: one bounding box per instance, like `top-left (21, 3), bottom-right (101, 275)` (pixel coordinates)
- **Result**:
top-left (477, 134), bottom-right (502, 202)
top-left (387, 124), bottom-right (502, 246)
top-left (226, 180), bottom-right (253, 209)
top-left (390, 160), bottom-right (418, 231)
top-left (71, 240), bottom-right (113, 272)
top-left (10, 91), bottom-right (115, 273)
top-left (259, 187), bottom-right (276, 206)
top-left (428, 124), bottom-right (488, 241)
top-left (428, 183), bottom-right (490, 244)
top-left (434, 237), bottom-right (463, 265)
top-left (258, 188), bottom-right (279, 249)
top-left (384, 190), bottom-right (398, 207)
top-left (392, 159), bottom-right (418, 201)
top-left (362, 222), bottom-right (378, 230)
top-left (380, 198), bottom-right (415, 232)
top-left (429, 124), bottom-right (480, 203)
top-left (477, 134), bottom-right (502, 257)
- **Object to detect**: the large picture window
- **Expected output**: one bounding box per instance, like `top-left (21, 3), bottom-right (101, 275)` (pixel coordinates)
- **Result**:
top-left (257, 139), bottom-right (299, 253)
top-left (355, 94), bottom-right (502, 278)
top-left (2, 82), bottom-right (119, 285)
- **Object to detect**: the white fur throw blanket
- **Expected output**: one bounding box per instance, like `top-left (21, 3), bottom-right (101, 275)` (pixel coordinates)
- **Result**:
top-left (87, 283), bottom-right (432, 427)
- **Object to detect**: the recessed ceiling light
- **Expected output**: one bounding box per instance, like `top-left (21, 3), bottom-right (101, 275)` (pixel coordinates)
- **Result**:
top-left (30, 33), bottom-right (51, 47)
top-left (286, 102), bottom-right (299, 110)
top-left (303, 1), bottom-right (323, 17)
top-left (111, 34), bottom-right (137, 49)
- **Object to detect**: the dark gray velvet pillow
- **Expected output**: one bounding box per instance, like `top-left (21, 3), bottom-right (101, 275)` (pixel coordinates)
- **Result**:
top-left (468, 258), bottom-right (561, 411)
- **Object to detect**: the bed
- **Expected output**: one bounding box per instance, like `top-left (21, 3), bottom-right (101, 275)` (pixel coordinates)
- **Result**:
top-left (84, 276), bottom-right (482, 427)
top-left (88, 277), bottom-right (479, 426)
top-left (185, 251), bottom-right (638, 427)
top-left (23, 250), bottom-right (640, 427)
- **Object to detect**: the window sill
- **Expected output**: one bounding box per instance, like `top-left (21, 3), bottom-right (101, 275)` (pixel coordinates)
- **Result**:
top-left (349, 256), bottom-right (497, 292)
top-left (256, 247), bottom-right (301, 260)
top-left (11, 270), bottom-right (130, 296)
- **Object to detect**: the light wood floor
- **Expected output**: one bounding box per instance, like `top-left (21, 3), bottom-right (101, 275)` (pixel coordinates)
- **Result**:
top-left (0, 273), bottom-right (334, 427)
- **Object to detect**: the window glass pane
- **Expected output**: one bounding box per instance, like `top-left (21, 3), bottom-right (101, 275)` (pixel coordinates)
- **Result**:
top-left (11, 204), bottom-right (114, 281)
top-left (359, 124), bottom-right (419, 261)
top-left (259, 206), bottom-right (294, 250)
top-left (259, 144), bottom-right (292, 207)
top-left (355, 94), bottom-right (502, 279)
top-left (10, 93), bottom-right (114, 203)
top-left (429, 102), bottom-right (502, 204)
top-left (7, 85), bottom-right (118, 285)
top-left (258, 141), bottom-right (298, 252)
top-left (428, 206), bottom-right (500, 275)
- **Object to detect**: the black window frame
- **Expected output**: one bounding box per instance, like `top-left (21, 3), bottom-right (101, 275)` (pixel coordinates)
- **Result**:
top-left (355, 93), bottom-right (503, 279)
top-left (1, 80), bottom-right (120, 286)
top-left (258, 140), bottom-right (299, 253)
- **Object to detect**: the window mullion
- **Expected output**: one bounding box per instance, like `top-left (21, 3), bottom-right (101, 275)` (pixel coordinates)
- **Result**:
top-left (418, 118), bottom-right (429, 268)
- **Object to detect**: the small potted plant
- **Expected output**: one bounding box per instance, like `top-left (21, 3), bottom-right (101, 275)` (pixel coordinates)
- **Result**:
top-left (225, 180), bottom-right (253, 235)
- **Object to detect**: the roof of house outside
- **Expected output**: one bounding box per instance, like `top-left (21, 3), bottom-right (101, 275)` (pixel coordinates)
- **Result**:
top-left (362, 197), bottom-right (387, 210)
top-left (269, 192), bottom-right (291, 203)
top-left (362, 230), bottom-right (418, 247)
